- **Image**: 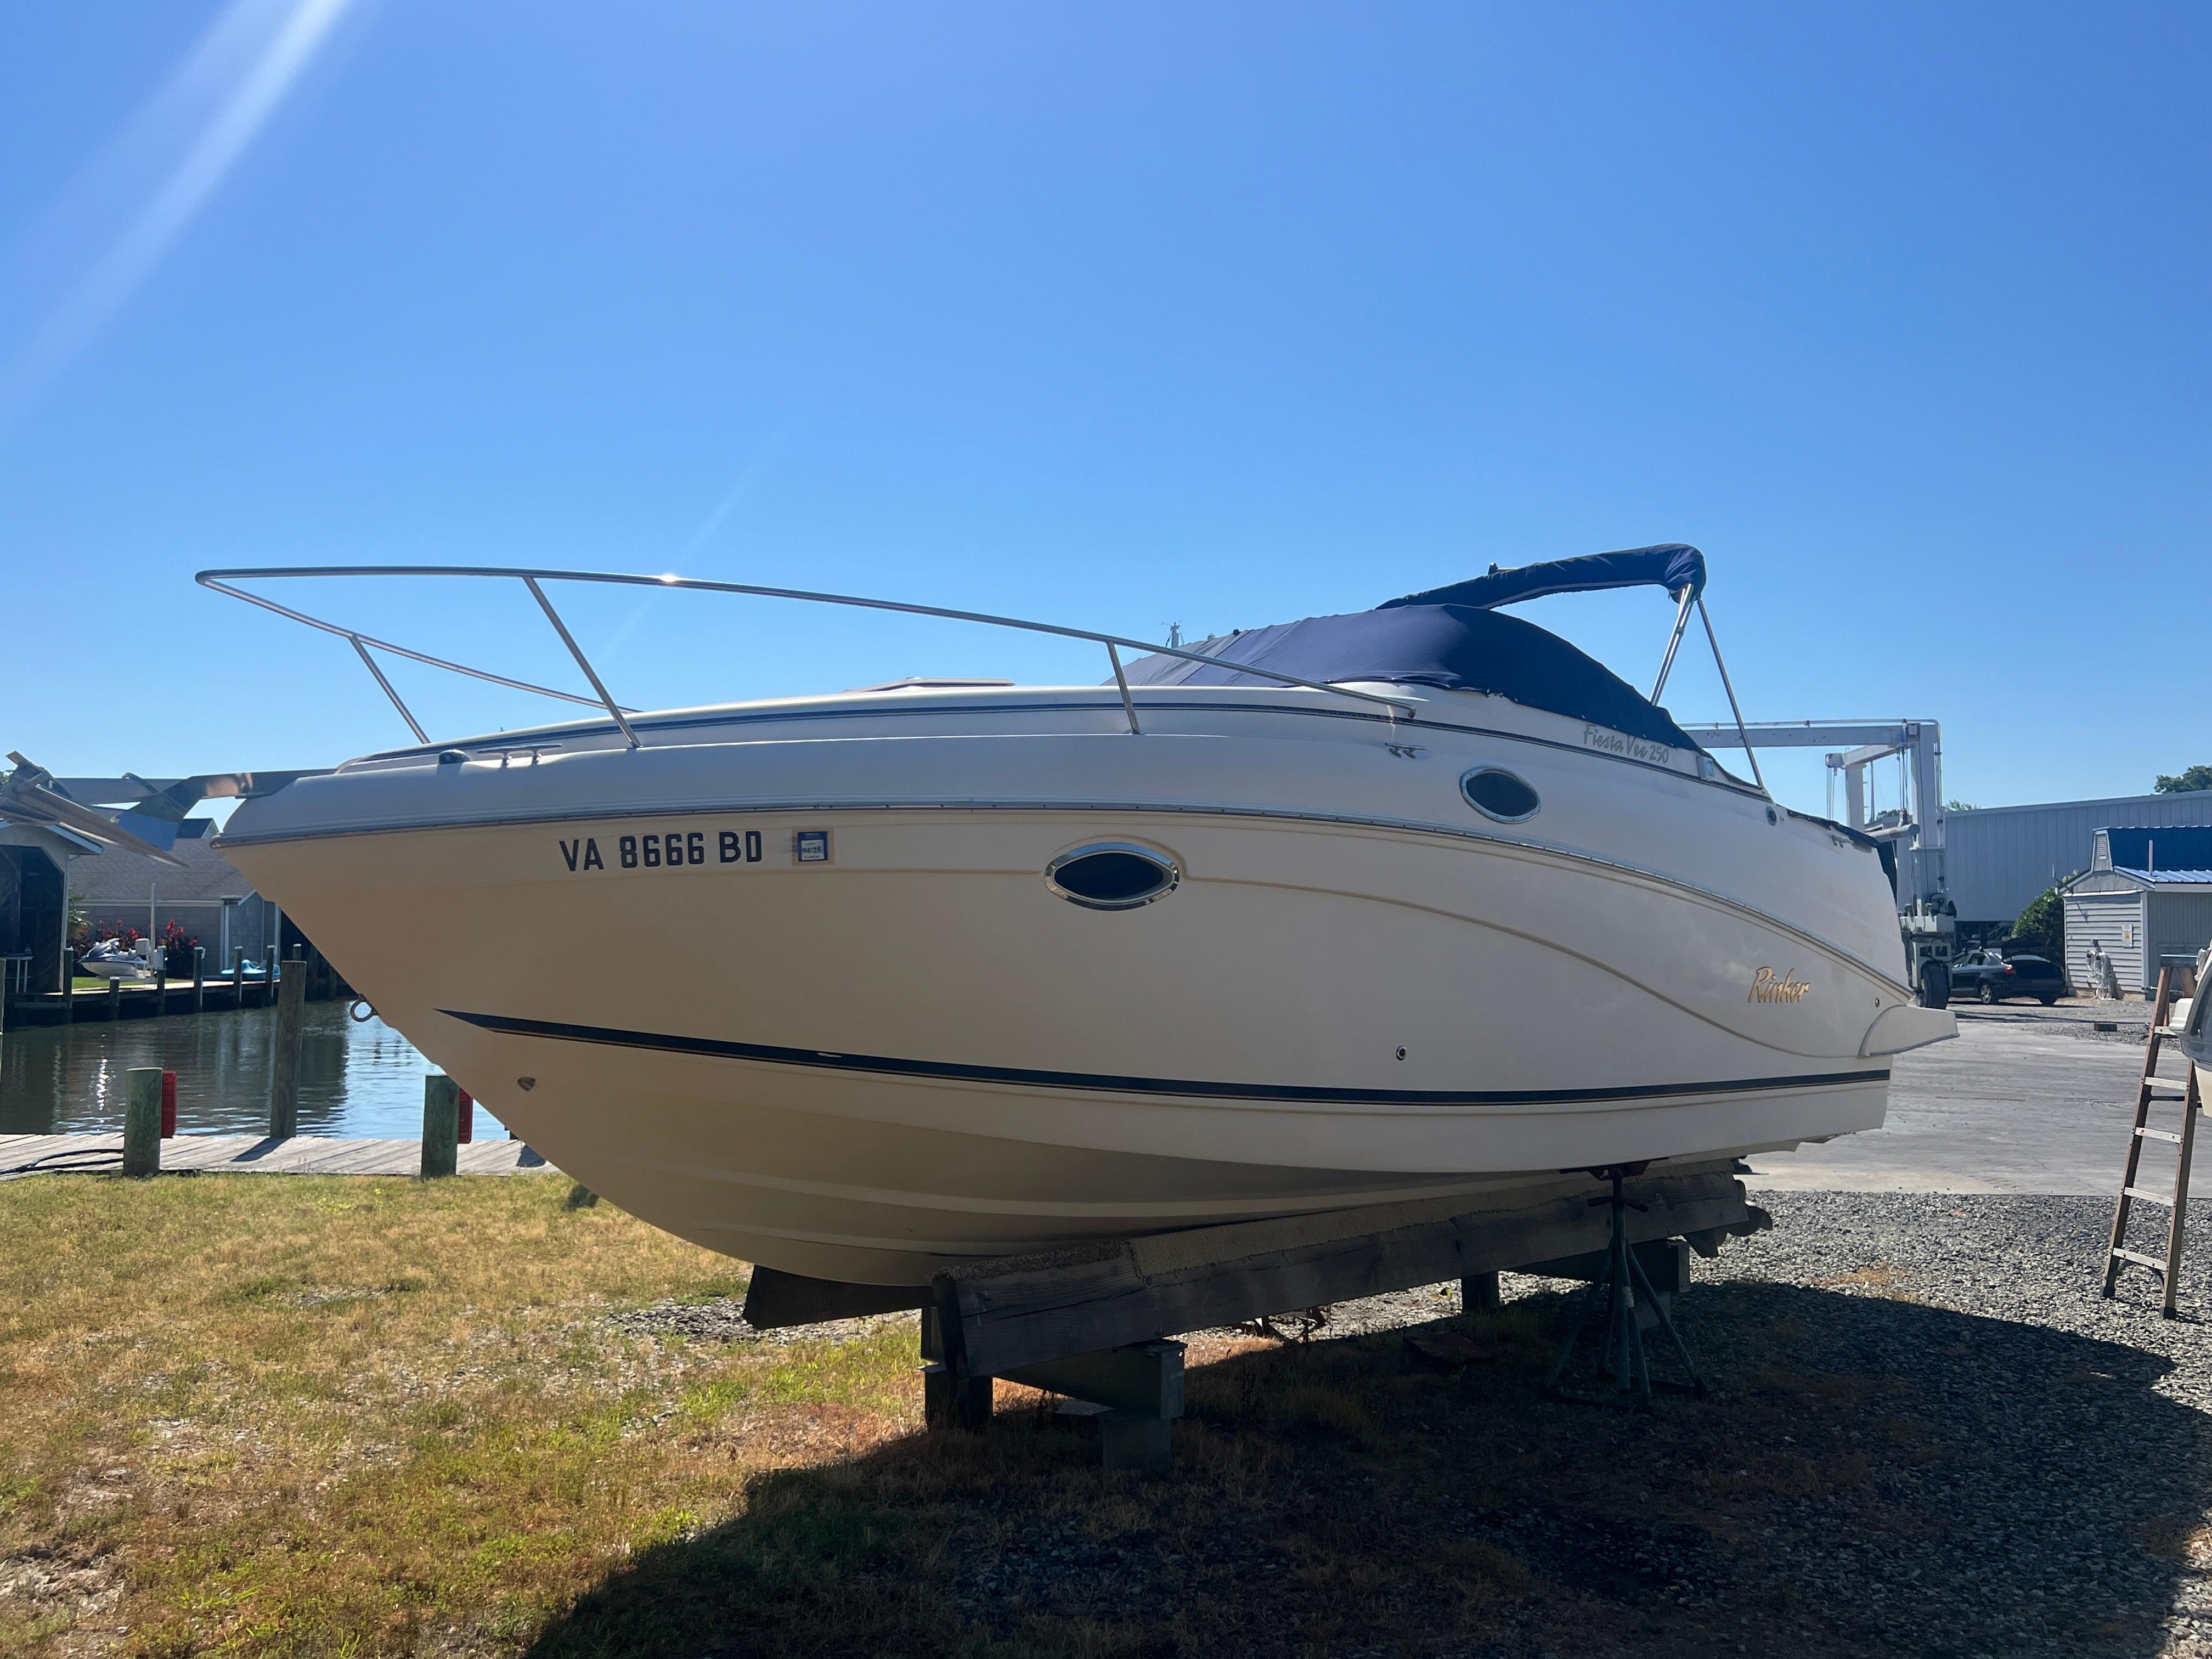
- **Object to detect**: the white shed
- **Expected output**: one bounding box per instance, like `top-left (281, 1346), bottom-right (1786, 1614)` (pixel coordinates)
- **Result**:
top-left (2059, 826), bottom-right (2212, 997)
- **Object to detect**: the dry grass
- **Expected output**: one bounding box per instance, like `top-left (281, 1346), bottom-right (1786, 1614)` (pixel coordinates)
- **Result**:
top-left (0, 1172), bottom-right (915, 1657)
top-left (4, 1178), bottom-right (2204, 1658)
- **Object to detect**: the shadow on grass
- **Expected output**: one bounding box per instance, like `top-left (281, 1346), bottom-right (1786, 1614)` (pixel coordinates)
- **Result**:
top-left (524, 1283), bottom-right (2210, 1659)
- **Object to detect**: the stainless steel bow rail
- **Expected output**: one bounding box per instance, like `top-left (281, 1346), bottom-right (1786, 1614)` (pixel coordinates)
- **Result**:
top-left (194, 565), bottom-right (1419, 746)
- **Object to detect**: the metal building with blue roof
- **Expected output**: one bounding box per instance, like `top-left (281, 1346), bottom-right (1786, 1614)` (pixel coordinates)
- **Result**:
top-left (2061, 825), bottom-right (2212, 996)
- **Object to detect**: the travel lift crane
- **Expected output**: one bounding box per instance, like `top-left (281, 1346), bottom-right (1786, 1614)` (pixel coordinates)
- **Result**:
top-left (1678, 720), bottom-right (1957, 1008)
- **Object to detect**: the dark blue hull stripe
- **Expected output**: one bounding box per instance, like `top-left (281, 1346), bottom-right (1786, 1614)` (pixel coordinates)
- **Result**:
top-left (441, 1009), bottom-right (1887, 1108)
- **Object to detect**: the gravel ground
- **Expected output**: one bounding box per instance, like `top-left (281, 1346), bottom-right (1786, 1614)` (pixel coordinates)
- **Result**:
top-left (1669, 1192), bottom-right (2212, 1657)
top-left (1955, 1000), bottom-right (2162, 1045)
top-left (588, 1192), bottom-right (2212, 1658)
top-left (1965, 996), bottom-right (2157, 1023)
top-left (602, 1297), bottom-right (907, 1346)
top-left (1036, 1190), bottom-right (2212, 1658)
top-left (890, 1187), bottom-right (2212, 1658)
top-left (1222, 1193), bottom-right (2205, 1658)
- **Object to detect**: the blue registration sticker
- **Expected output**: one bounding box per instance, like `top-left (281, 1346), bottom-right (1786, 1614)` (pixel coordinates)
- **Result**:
top-left (793, 829), bottom-right (831, 864)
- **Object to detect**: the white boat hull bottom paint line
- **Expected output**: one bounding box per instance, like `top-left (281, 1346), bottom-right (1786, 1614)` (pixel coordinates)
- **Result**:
top-left (227, 807), bottom-right (1908, 1283)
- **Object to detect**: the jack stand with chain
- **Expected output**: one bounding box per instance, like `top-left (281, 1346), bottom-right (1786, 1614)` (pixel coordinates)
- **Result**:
top-left (1542, 1163), bottom-right (1709, 1410)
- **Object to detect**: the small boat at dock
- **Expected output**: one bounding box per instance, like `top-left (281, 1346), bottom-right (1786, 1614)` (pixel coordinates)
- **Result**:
top-left (77, 939), bottom-right (155, 981)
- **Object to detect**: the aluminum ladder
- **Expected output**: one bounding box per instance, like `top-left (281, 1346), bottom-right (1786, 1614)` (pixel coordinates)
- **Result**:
top-left (2100, 964), bottom-right (2203, 1318)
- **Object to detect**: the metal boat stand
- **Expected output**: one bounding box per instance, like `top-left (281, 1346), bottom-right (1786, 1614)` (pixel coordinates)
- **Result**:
top-left (1541, 1163), bottom-right (1709, 1410)
top-left (743, 1160), bottom-right (1761, 1470)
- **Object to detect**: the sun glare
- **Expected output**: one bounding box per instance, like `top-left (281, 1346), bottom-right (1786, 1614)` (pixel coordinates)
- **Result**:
top-left (0, 0), bottom-right (359, 423)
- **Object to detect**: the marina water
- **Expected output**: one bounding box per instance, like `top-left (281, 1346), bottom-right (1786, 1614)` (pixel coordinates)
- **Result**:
top-left (0, 1004), bottom-right (509, 1141)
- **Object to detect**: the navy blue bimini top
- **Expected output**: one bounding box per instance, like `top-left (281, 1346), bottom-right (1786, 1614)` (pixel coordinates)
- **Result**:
top-left (1119, 544), bottom-right (1705, 753)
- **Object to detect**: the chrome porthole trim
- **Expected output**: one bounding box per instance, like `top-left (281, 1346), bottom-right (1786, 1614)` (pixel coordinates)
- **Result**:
top-left (1460, 766), bottom-right (1542, 823)
top-left (1044, 841), bottom-right (1182, 911)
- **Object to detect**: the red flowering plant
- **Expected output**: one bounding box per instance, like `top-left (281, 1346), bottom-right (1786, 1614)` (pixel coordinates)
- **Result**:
top-left (159, 920), bottom-right (202, 968)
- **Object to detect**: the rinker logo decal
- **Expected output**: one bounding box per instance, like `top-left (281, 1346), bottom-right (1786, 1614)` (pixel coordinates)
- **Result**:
top-left (1748, 967), bottom-right (1812, 1003)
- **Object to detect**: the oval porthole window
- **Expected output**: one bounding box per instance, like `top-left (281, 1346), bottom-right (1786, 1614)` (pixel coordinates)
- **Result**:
top-left (1462, 768), bottom-right (1541, 823)
top-left (1045, 843), bottom-right (1181, 911)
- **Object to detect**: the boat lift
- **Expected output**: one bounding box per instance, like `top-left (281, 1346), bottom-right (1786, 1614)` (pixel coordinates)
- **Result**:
top-left (1680, 720), bottom-right (1957, 1006)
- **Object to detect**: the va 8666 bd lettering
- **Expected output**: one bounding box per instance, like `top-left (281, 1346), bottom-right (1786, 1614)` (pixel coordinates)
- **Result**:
top-left (558, 828), bottom-right (764, 873)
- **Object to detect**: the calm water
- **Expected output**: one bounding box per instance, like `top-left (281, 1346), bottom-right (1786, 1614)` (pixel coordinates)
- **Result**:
top-left (0, 1003), bottom-right (510, 1140)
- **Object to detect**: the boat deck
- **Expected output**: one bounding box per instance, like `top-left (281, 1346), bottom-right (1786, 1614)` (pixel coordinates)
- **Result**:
top-left (0, 1133), bottom-right (555, 1181)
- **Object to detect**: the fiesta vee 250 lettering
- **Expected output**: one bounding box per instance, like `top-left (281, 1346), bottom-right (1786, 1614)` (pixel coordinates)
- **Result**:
top-left (558, 827), bottom-right (766, 873)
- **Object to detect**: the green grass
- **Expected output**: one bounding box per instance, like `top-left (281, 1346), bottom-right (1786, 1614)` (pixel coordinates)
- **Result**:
top-left (0, 1172), bottom-right (832, 1656)
top-left (6, 1176), bottom-right (2191, 1658)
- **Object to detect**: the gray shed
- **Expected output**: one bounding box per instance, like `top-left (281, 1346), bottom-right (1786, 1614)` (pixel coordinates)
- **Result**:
top-left (2059, 826), bottom-right (2212, 997)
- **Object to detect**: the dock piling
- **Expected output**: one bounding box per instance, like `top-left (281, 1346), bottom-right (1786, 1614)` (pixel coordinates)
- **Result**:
top-left (105, 977), bottom-right (121, 1022)
top-left (122, 1068), bottom-right (162, 1177)
top-left (191, 946), bottom-right (205, 1014)
top-left (269, 955), bottom-right (306, 1138)
top-left (421, 1076), bottom-right (460, 1178)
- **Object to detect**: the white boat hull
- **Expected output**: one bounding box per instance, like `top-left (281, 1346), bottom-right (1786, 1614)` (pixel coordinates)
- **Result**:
top-left (223, 688), bottom-right (1949, 1283)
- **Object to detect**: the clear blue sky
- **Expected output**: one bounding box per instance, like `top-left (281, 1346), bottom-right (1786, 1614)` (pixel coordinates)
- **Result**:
top-left (5, 2), bottom-right (2207, 818)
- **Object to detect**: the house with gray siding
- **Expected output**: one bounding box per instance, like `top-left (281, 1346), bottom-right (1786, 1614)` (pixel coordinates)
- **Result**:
top-left (2061, 826), bottom-right (2212, 997)
top-left (67, 821), bottom-right (278, 972)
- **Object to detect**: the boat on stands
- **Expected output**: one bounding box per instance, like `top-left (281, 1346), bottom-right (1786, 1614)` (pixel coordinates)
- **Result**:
top-left (204, 546), bottom-right (1953, 1284)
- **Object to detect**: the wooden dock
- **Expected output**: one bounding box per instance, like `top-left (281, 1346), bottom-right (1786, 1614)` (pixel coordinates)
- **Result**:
top-left (0, 1133), bottom-right (556, 1181)
top-left (8, 978), bottom-right (292, 1026)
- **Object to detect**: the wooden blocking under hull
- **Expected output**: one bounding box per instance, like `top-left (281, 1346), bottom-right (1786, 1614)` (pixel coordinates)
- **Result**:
top-left (1000, 1340), bottom-right (1186, 1420)
top-left (934, 1164), bottom-right (1760, 1379)
top-left (736, 1167), bottom-right (1758, 1471)
top-left (743, 1265), bottom-right (933, 1329)
top-left (922, 1364), bottom-right (995, 1431)
top-left (929, 1329), bottom-right (1187, 1471)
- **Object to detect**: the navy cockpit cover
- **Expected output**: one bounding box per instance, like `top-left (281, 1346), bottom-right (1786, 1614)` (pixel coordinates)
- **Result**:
top-left (1379, 544), bottom-right (1706, 612)
top-left (1119, 545), bottom-right (1708, 753)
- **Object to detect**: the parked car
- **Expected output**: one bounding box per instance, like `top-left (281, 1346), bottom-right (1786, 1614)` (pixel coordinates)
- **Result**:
top-left (1949, 950), bottom-right (2064, 1005)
